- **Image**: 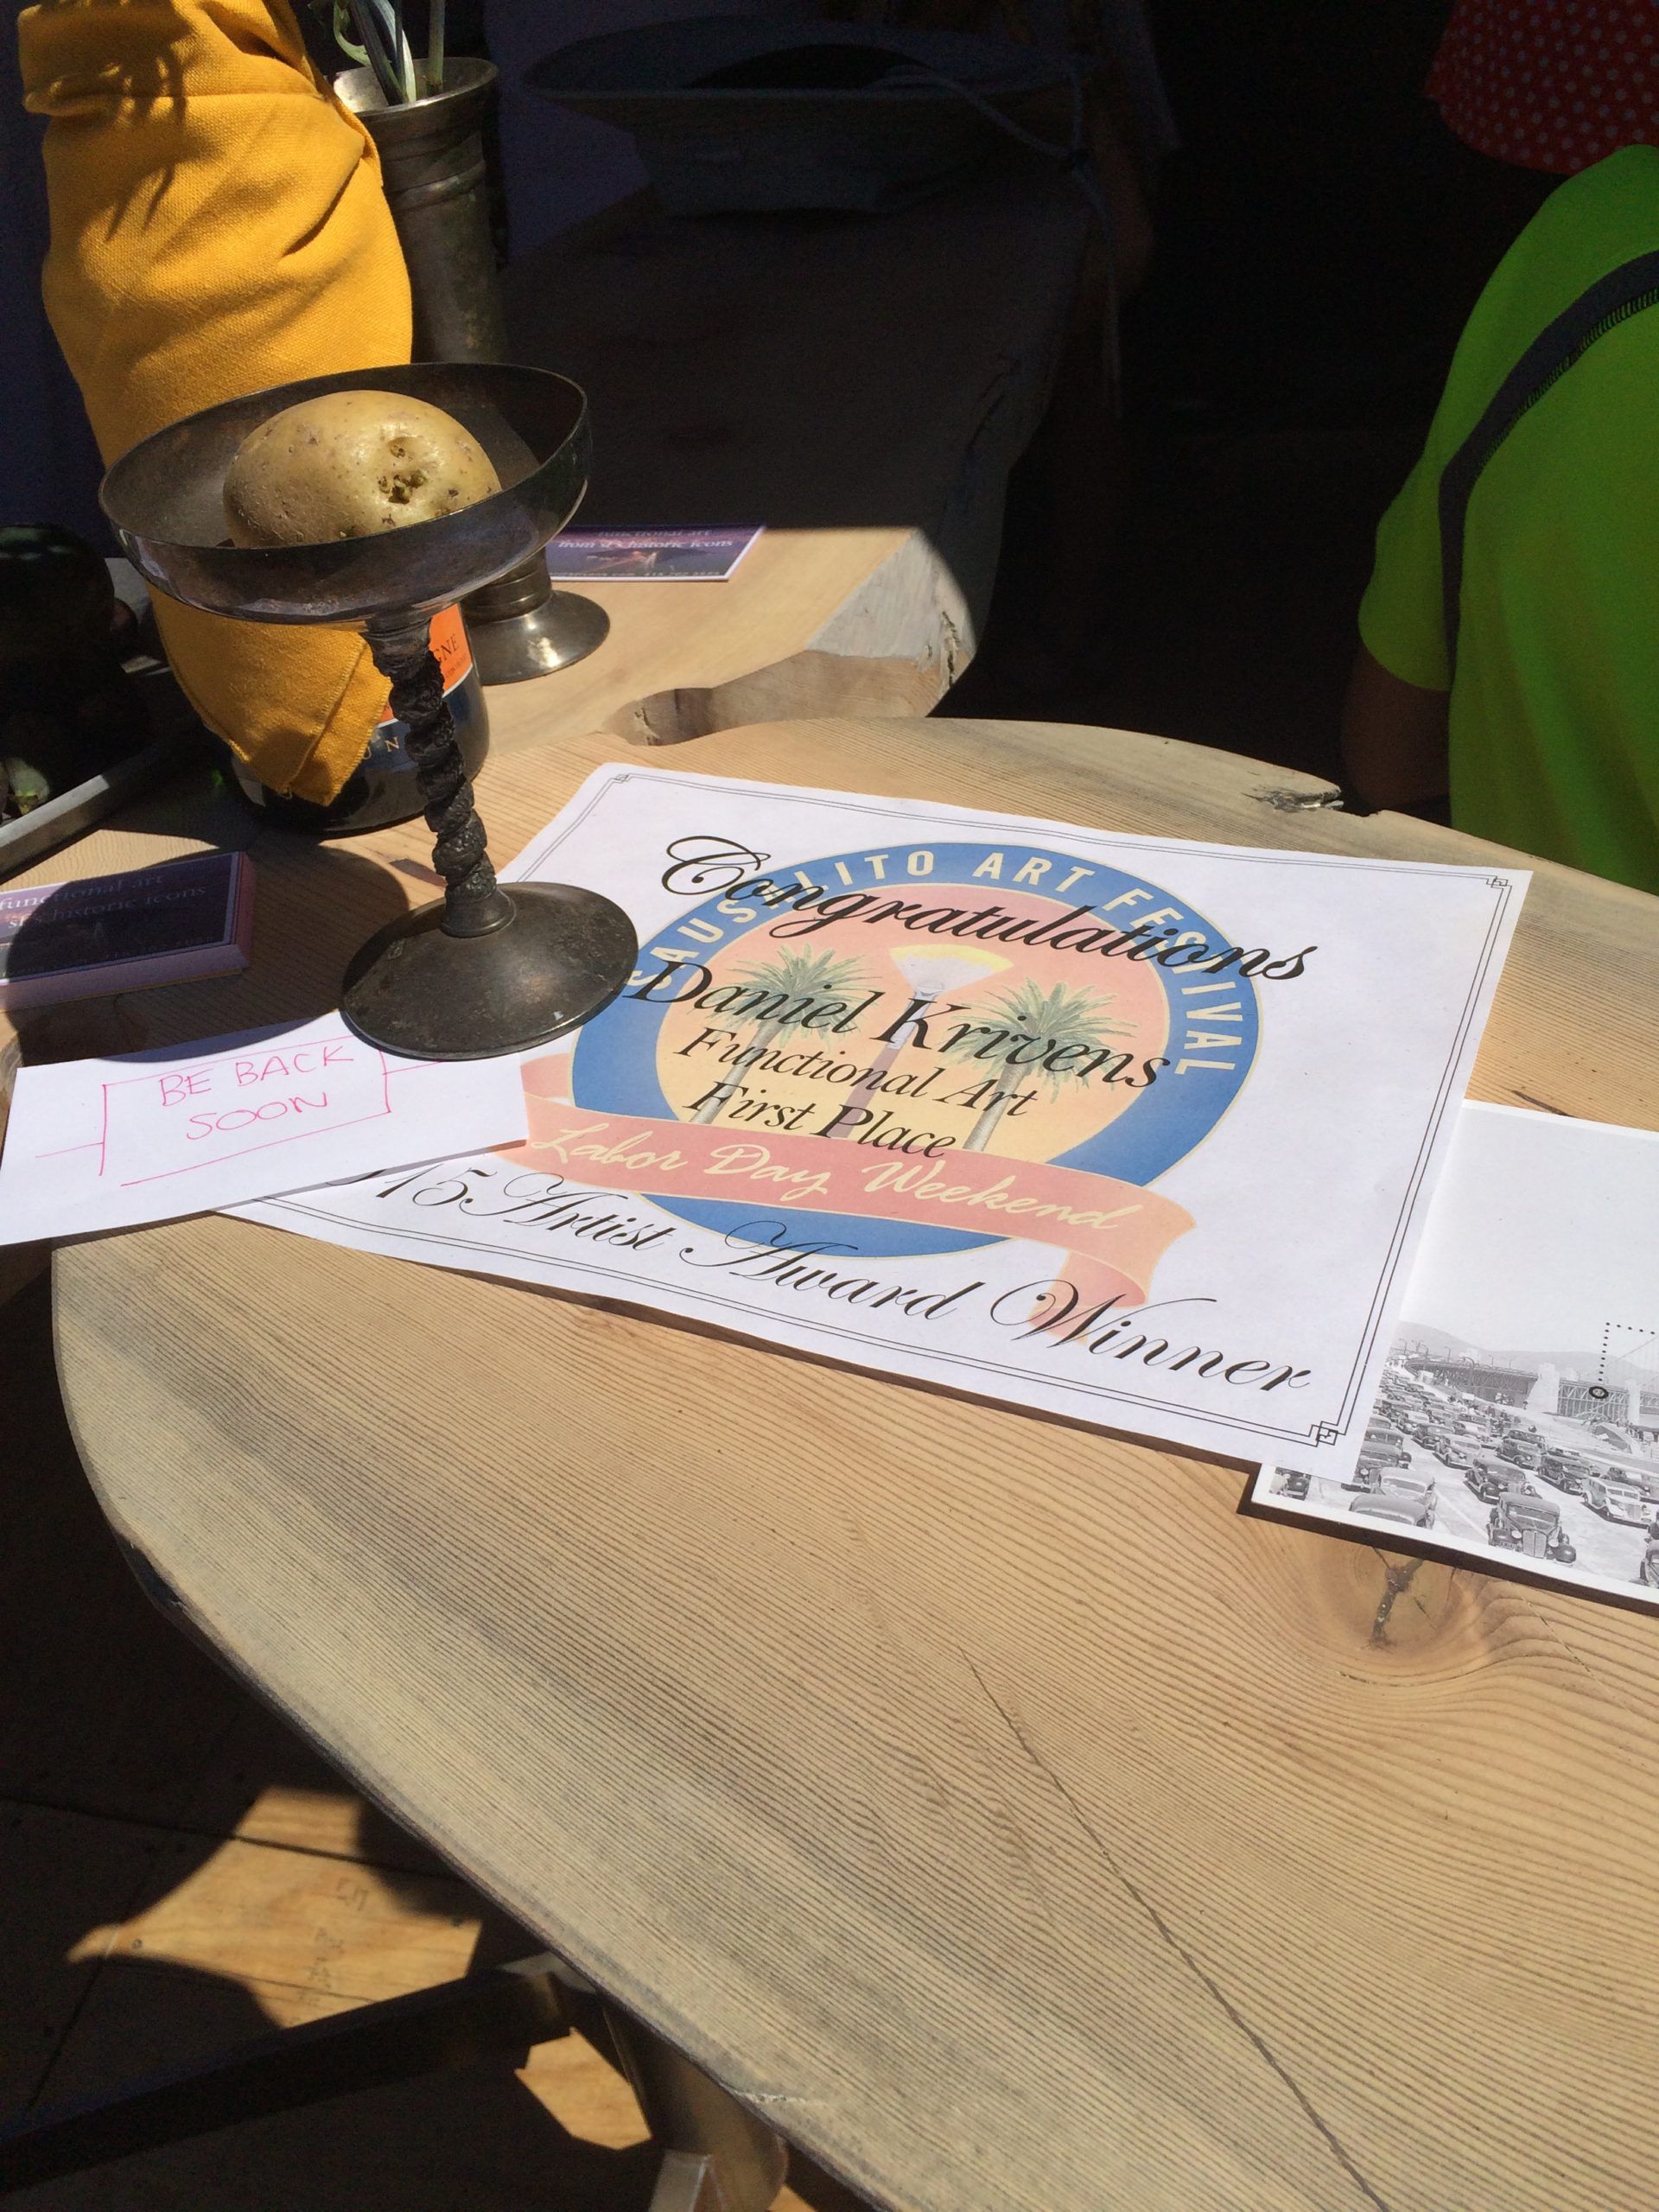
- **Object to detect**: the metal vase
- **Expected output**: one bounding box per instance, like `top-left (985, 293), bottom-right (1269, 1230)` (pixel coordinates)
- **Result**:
top-left (340, 60), bottom-right (608, 682)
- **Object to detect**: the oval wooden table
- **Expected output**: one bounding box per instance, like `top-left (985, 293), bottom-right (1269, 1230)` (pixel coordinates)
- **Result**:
top-left (50, 716), bottom-right (1659, 2212)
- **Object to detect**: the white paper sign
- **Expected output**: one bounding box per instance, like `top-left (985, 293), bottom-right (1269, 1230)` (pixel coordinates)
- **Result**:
top-left (0, 1014), bottom-right (528, 1245)
top-left (240, 767), bottom-right (1526, 1479)
top-left (1255, 1103), bottom-right (1659, 1605)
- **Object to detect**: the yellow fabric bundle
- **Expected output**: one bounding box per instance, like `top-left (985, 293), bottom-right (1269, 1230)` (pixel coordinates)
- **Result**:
top-left (19, 0), bottom-right (413, 803)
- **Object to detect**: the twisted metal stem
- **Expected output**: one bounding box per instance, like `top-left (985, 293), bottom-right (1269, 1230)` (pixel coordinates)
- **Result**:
top-left (368, 619), bottom-right (510, 938)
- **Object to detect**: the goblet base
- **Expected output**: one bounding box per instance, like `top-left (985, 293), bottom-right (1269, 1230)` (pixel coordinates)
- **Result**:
top-left (340, 881), bottom-right (637, 1060)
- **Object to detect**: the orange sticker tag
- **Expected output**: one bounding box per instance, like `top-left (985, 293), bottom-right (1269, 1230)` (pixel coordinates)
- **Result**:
top-left (429, 603), bottom-right (473, 689)
top-left (378, 606), bottom-right (474, 725)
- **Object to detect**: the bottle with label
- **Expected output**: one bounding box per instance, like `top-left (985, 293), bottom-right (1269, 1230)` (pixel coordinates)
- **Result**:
top-left (225, 605), bottom-right (488, 837)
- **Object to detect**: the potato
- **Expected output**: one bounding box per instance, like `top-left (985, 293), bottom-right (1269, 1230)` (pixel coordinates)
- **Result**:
top-left (223, 391), bottom-right (502, 548)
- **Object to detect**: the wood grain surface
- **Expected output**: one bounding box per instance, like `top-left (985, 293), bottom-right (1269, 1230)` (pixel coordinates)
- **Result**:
top-left (3, 1273), bottom-right (850, 2212)
top-left (48, 717), bottom-right (1659, 2212)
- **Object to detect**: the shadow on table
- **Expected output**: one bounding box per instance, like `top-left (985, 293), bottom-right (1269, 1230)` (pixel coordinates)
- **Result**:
top-left (6, 836), bottom-right (418, 1069)
top-left (7, 1962), bottom-right (662, 2212)
top-left (2, 1274), bottom-right (865, 2211)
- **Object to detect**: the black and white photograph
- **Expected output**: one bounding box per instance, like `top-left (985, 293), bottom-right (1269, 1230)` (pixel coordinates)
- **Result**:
top-left (1255, 1103), bottom-right (1659, 1606)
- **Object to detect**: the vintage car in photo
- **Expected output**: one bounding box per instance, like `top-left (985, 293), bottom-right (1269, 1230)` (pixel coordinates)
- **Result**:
top-left (1539, 1449), bottom-right (1593, 1494)
top-left (1581, 1473), bottom-right (1653, 1524)
top-left (1357, 1425), bottom-right (1412, 1476)
top-left (1350, 1472), bottom-right (1437, 1529)
top-left (1434, 1437), bottom-right (1478, 1469)
top-left (1486, 1493), bottom-right (1578, 1563)
top-left (1466, 1458), bottom-right (1536, 1505)
top-left (1497, 1433), bottom-right (1542, 1469)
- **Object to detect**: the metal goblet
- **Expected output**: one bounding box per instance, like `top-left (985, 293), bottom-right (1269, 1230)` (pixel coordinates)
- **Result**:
top-left (100, 363), bottom-right (638, 1062)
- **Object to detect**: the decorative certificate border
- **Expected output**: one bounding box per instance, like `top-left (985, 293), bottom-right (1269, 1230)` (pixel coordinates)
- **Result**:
top-left (252, 770), bottom-right (1524, 1465)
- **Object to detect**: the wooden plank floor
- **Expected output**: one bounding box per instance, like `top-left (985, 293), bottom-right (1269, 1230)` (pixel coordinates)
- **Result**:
top-left (3, 1274), bottom-right (866, 2210)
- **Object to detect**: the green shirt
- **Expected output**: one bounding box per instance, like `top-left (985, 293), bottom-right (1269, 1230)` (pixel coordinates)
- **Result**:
top-left (1360, 146), bottom-right (1659, 893)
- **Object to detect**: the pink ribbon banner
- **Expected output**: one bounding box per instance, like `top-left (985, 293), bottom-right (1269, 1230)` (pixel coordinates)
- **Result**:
top-left (507, 1058), bottom-right (1194, 1304)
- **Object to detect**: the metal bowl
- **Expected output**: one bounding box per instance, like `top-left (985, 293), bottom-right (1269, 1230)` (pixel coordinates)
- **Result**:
top-left (100, 362), bottom-right (589, 628)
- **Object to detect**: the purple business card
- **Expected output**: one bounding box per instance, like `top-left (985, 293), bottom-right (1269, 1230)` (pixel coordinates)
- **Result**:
top-left (544, 527), bottom-right (763, 582)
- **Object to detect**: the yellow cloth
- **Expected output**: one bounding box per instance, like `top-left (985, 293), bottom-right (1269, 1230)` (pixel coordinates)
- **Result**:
top-left (20, 0), bottom-right (413, 803)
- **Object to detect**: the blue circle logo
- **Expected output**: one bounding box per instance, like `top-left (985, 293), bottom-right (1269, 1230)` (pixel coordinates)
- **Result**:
top-left (573, 839), bottom-right (1259, 1256)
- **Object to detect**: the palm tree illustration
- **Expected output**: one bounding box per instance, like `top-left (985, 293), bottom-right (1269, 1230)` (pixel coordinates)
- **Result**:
top-left (690, 947), bottom-right (877, 1124)
top-left (824, 945), bottom-right (1011, 1138)
top-left (942, 978), bottom-right (1128, 1153)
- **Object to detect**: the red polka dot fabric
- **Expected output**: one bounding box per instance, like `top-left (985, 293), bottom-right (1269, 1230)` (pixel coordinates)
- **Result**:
top-left (1429, 0), bottom-right (1659, 172)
